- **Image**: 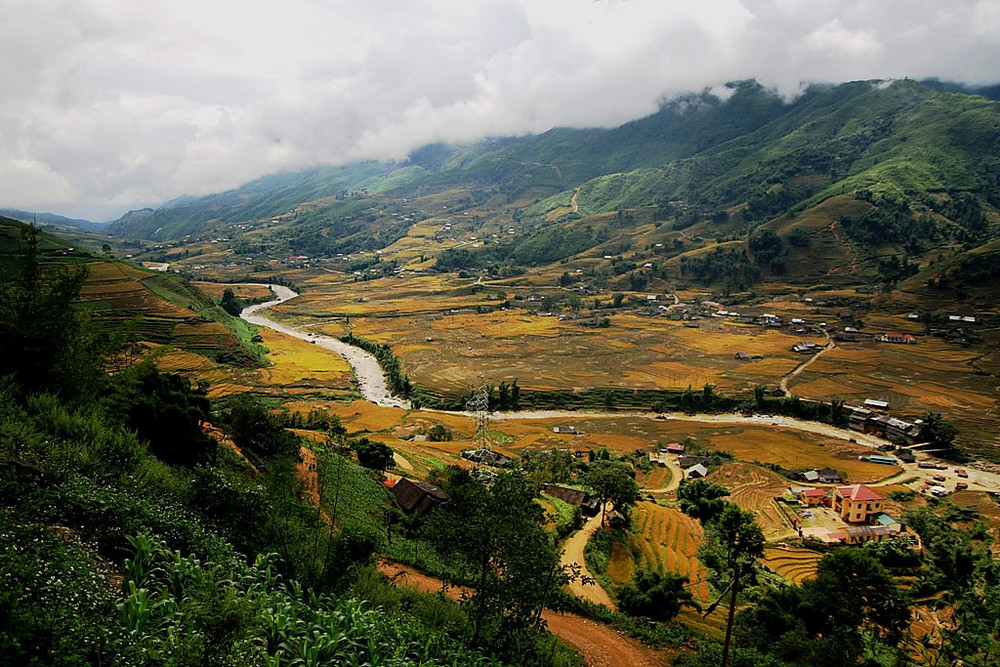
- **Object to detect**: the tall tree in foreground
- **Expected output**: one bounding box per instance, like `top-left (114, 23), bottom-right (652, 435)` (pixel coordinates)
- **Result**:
top-left (427, 469), bottom-right (569, 660)
top-left (0, 224), bottom-right (99, 397)
top-left (702, 504), bottom-right (765, 667)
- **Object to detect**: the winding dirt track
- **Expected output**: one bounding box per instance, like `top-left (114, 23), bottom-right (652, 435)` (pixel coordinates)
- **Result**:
top-left (780, 331), bottom-right (834, 396)
top-left (561, 511), bottom-right (617, 609)
top-left (378, 561), bottom-right (664, 667)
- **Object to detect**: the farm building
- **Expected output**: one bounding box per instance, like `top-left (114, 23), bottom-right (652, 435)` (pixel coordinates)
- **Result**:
top-left (877, 333), bottom-right (916, 344)
top-left (819, 468), bottom-right (842, 484)
top-left (861, 454), bottom-right (898, 465)
top-left (841, 525), bottom-right (897, 544)
top-left (664, 443), bottom-right (686, 454)
top-left (896, 449), bottom-right (917, 463)
top-left (540, 483), bottom-right (600, 516)
top-left (607, 509), bottom-right (629, 529)
top-left (462, 448), bottom-right (511, 467)
top-left (832, 484), bottom-right (885, 523)
top-left (552, 425), bottom-right (580, 435)
top-left (849, 408), bottom-right (873, 431)
top-left (864, 398), bottom-right (889, 410)
top-left (686, 463), bottom-right (709, 479)
top-left (792, 341), bottom-right (821, 355)
top-left (800, 488), bottom-right (828, 506)
top-left (388, 478), bottom-right (449, 516)
top-left (734, 351), bottom-right (751, 360)
top-left (678, 455), bottom-right (709, 468)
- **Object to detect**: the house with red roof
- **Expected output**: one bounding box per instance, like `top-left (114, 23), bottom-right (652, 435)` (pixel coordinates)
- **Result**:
top-left (800, 488), bottom-right (828, 507)
top-left (832, 484), bottom-right (885, 523)
top-left (877, 333), bottom-right (916, 344)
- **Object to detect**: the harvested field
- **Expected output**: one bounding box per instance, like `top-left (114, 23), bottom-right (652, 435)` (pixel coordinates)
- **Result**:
top-left (193, 281), bottom-right (274, 301)
top-left (628, 502), bottom-right (710, 601)
top-left (638, 466), bottom-right (670, 490)
top-left (761, 546), bottom-right (822, 585)
top-left (708, 463), bottom-right (795, 540)
top-left (708, 427), bottom-right (899, 483)
top-left (951, 490), bottom-right (1000, 555)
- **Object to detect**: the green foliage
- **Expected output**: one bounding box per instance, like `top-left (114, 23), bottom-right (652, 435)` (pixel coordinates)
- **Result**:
top-left (677, 479), bottom-right (731, 522)
top-left (919, 411), bottom-right (959, 447)
top-left (748, 228), bottom-right (787, 273)
top-left (583, 460), bottom-right (640, 518)
top-left (617, 570), bottom-right (693, 622)
top-left (0, 225), bottom-right (104, 398)
top-left (103, 361), bottom-right (216, 466)
top-left (219, 287), bottom-right (243, 316)
top-left (426, 424), bottom-right (452, 442)
top-left (427, 470), bottom-right (569, 661)
top-left (223, 394), bottom-right (301, 461)
top-left (351, 437), bottom-right (396, 472)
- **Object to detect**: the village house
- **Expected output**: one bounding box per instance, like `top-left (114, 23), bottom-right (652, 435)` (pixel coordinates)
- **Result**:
top-left (792, 341), bottom-right (821, 355)
top-left (800, 488), bottom-right (828, 506)
top-left (877, 333), bottom-right (916, 344)
top-left (387, 478), bottom-right (449, 516)
top-left (552, 425), bottom-right (580, 435)
top-left (863, 398), bottom-right (889, 411)
top-left (461, 448), bottom-right (511, 468)
top-left (686, 463), bottom-right (708, 479)
top-left (540, 484), bottom-right (601, 516)
top-left (664, 443), bottom-right (686, 454)
top-left (832, 484), bottom-right (885, 523)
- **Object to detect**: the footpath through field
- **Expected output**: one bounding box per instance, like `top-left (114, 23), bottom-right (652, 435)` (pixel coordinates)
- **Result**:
top-left (561, 510), bottom-right (617, 610)
top-left (378, 561), bottom-right (664, 667)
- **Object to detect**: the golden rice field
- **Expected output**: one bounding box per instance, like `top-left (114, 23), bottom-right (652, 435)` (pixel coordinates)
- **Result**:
top-left (193, 281), bottom-right (274, 301)
top-left (761, 546), bottom-right (823, 585)
top-left (628, 501), bottom-right (711, 602)
top-left (789, 337), bottom-right (1000, 457)
top-left (606, 542), bottom-right (634, 585)
top-left (255, 329), bottom-right (352, 389)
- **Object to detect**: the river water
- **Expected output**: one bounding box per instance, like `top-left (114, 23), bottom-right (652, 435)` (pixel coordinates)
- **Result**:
top-left (240, 284), bottom-right (892, 448)
top-left (240, 285), bottom-right (410, 409)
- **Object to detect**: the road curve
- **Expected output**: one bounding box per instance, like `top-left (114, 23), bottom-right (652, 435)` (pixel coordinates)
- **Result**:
top-left (561, 511), bottom-right (617, 610)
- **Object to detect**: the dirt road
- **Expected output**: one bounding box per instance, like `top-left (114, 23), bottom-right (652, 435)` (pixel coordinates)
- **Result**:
top-left (561, 511), bottom-right (617, 610)
top-left (378, 561), bottom-right (664, 667)
top-left (780, 331), bottom-right (834, 396)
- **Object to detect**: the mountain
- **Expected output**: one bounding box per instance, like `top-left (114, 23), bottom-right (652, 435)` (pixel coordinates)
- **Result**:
top-left (0, 208), bottom-right (111, 232)
top-left (102, 78), bottom-right (1000, 296)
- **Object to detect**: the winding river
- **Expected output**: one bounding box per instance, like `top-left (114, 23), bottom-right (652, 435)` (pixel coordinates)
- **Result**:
top-left (240, 285), bottom-right (891, 448)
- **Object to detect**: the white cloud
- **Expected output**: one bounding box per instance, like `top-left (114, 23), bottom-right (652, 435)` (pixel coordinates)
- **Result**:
top-left (0, 0), bottom-right (998, 220)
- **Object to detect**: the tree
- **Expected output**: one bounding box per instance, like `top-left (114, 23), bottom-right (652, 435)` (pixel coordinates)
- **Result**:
top-left (223, 395), bottom-right (300, 461)
top-left (677, 479), bottom-right (731, 522)
top-left (801, 548), bottom-right (910, 663)
top-left (704, 504), bottom-right (765, 667)
top-left (426, 424), bottom-right (452, 441)
top-left (748, 228), bottom-right (787, 273)
top-left (617, 570), bottom-right (693, 621)
top-left (583, 460), bottom-right (640, 522)
top-left (919, 411), bottom-right (958, 447)
top-left (787, 228), bottom-right (810, 248)
top-left (0, 224), bottom-right (102, 397)
top-left (219, 288), bottom-right (243, 316)
top-left (427, 470), bottom-right (569, 660)
top-left (351, 437), bottom-right (396, 471)
top-left (104, 361), bottom-right (216, 466)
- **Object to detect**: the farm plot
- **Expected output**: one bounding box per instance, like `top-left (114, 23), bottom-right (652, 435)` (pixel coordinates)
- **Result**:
top-left (708, 463), bottom-right (795, 540)
top-left (761, 546), bottom-right (823, 585)
top-left (628, 502), bottom-right (710, 602)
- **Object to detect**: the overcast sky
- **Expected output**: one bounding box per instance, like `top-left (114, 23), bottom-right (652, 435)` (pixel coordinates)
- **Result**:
top-left (2, 0), bottom-right (999, 221)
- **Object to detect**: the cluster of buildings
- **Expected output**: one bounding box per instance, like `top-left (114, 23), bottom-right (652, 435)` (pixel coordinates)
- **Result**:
top-left (793, 483), bottom-right (907, 546)
top-left (848, 407), bottom-right (924, 444)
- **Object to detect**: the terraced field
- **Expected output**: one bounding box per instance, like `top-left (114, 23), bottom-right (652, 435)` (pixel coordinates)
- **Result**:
top-left (628, 501), bottom-right (710, 602)
top-left (709, 463), bottom-right (795, 540)
top-left (761, 546), bottom-right (823, 585)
